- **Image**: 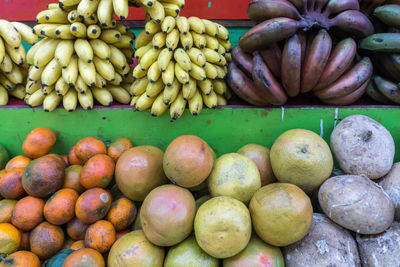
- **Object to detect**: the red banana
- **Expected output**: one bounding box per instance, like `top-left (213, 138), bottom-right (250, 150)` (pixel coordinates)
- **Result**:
top-left (320, 79), bottom-right (369, 105)
top-left (247, 0), bottom-right (301, 22)
top-left (259, 43), bottom-right (282, 78)
top-left (281, 33), bottom-right (302, 97)
top-left (231, 46), bottom-right (253, 77)
top-left (330, 10), bottom-right (374, 38)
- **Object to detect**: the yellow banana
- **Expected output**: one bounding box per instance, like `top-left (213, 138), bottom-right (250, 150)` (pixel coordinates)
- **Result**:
top-left (132, 64), bottom-right (147, 79)
top-left (55, 25), bottom-right (75, 39)
top-left (135, 93), bottom-right (156, 111)
top-left (84, 13), bottom-right (99, 25)
top-left (161, 0), bottom-right (185, 8)
top-left (0, 38), bottom-right (6, 64)
top-left (182, 77), bottom-right (196, 100)
top-left (174, 48), bottom-right (192, 72)
top-left (60, 0), bottom-right (81, 7)
top-left (68, 10), bottom-right (82, 23)
top-left (42, 86), bottom-right (56, 98)
top-left (0, 85), bottom-right (8, 105)
top-left (27, 87), bottom-right (46, 107)
top-left (217, 44), bottom-right (226, 56)
top-left (74, 39), bottom-right (93, 63)
top-left (4, 64), bottom-right (24, 84)
top-left (216, 94), bottom-right (227, 106)
top-left (162, 2), bottom-right (180, 17)
top-left (190, 62), bottom-right (207, 81)
top-left (47, 3), bottom-right (60, 9)
top-left (146, 78), bottom-right (164, 97)
top-left (214, 64), bottom-right (226, 79)
top-left (10, 22), bottom-right (38, 45)
top-left (43, 91), bottom-right (62, 112)
top-left (0, 54), bottom-right (12, 73)
top-left (110, 45), bottom-right (128, 70)
top-left (162, 60), bottom-right (175, 86)
top-left (166, 28), bottom-right (179, 51)
top-left (5, 44), bottom-right (25, 66)
top-left (187, 47), bottom-right (206, 67)
top-left (176, 16), bottom-right (189, 35)
top-left (97, 0), bottom-right (113, 26)
top-left (218, 39), bottom-right (232, 52)
top-left (70, 22), bottom-right (87, 38)
top-left (77, 0), bottom-right (100, 19)
top-left (180, 32), bottom-right (193, 50)
top-left (140, 48), bottom-right (161, 70)
top-left (188, 17), bottom-right (205, 34)
top-left (202, 89), bottom-right (218, 108)
top-left (42, 58), bottom-right (62, 87)
top-left (113, 35), bottom-right (133, 49)
top-left (198, 79), bottom-right (213, 95)
top-left (202, 48), bottom-right (221, 64)
top-left (93, 56), bottom-right (115, 81)
top-left (55, 40), bottom-right (74, 68)
top-left (152, 32), bottom-right (166, 50)
top-left (77, 89), bottom-right (94, 110)
top-left (87, 25), bottom-right (101, 39)
top-left (63, 88), bottom-right (78, 111)
top-left (62, 55), bottom-right (79, 86)
top-left (100, 29), bottom-right (121, 44)
top-left (161, 16), bottom-right (176, 34)
top-left (169, 90), bottom-right (186, 120)
top-left (90, 39), bottom-right (111, 60)
top-left (213, 79), bottom-right (228, 96)
top-left (121, 47), bottom-right (134, 61)
top-left (113, 0), bottom-right (129, 19)
top-left (107, 84), bottom-right (131, 104)
top-left (28, 66), bottom-right (44, 81)
top-left (142, 1), bottom-right (165, 23)
top-left (151, 92), bottom-right (170, 116)
top-left (75, 75), bottom-right (89, 94)
top-left (158, 48), bottom-right (173, 72)
top-left (204, 62), bottom-right (218, 79)
top-left (135, 30), bottom-right (153, 49)
top-left (130, 95), bottom-right (140, 106)
top-left (109, 71), bottom-right (123, 85)
top-left (203, 19), bottom-right (219, 37)
top-left (26, 80), bottom-right (41, 94)
top-left (135, 43), bottom-right (152, 60)
top-left (192, 32), bottom-right (206, 49)
top-left (175, 63), bottom-right (190, 85)
top-left (78, 58), bottom-right (96, 86)
top-left (147, 61), bottom-right (162, 83)
top-left (145, 20), bottom-right (161, 35)
top-left (9, 84), bottom-right (25, 100)
top-left (115, 22), bottom-right (128, 34)
top-left (215, 22), bottom-right (229, 40)
top-left (130, 77), bottom-right (148, 96)
top-left (36, 9), bottom-right (69, 24)
top-left (163, 78), bottom-right (180, 104)
top-left (55, 77), bottom-right (69, 96)
top-left (188, 89), bottom-right (203, 115)
top-left (27, 39), bottom-right (48, 66)
top-left (0, 73), bottom-right (15, 91)
top-left (225, 52), bottom-right (231, 62)
top-left (95, 72), bottom-right (107, 88)
top-left (205, 35), bottom-right (220, 51)
top-left (92, 86), bottom-right (113, 106)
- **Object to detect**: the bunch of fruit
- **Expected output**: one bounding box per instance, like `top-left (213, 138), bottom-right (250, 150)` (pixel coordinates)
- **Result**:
top-left (0, 20), bottom-right (38, 105)
top-left (360, 4), bottom-right (400, 104)
top-left (26, 1), bottom-right (134, 111)
top-left (228, 0), bottom-right (375, 106)
top-left (129, 0), bottom-right (184, 22)
top-left (131, 16), bottom-right (232, 119)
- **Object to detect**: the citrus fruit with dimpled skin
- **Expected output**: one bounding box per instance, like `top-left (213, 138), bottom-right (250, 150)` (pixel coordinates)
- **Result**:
top-left (249, 183), bottom-right (313, 247)
top-left (270, 129), bottom-right (333, 193)
top-left (194, 196), bottom-right (252, 259)
top-left (208, 153), bottom-right (261, 204)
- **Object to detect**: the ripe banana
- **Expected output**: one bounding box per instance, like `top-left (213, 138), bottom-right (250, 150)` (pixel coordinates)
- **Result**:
top-left (170, 91), bottom-right (186, 120)
top-left (62, 55), bottom-right (79, 86)
top-left (175, 63), bottom-right (190, 84)
top-left (27, 87), bottom-right (46, 107)
top-left (161, 16), bottom-right (176, 34)
top-left (77, 89), bottom-right (94, 110)
top-left (189, 62), bottom-right (207, 81)
top-left (247, 0), bottom-right (300, 22)
top-left (281, 34), bottom-right (302, 97)
top-left (176, 16), bottom-right (189, 34)
top-left (92, 86), bottom-right (113, 106)
top-left (145, 20), bottom-right (161, 35)
top-left (68, 10), bottom-right (82, 23)
top-left (147, 61), bottom-right (161, 83)
top-left (180, 32), bottom-right (193, 50)
top-left (188, 17), bottom-right (205, 34)
top-left (188, 89), bottom-right (203, 115)
top-left (10, 22), bottom-right (38, 45)
top-left (259, 43), bottom-right (282, 78)
top-left (93, 56), bottom-right (116, 81)
top-left (214, 22), bottom-right (229, 41)
top-left (140, 48), bottom-right (161, 70)
top-left (55, 77), bottom-right (70, 96)
top-left (26, 80), bottom-right (41, 94)
top-left (192, 32), bottom-right (206, 49)
top-left (142, 1), bottom-right (165, 24)
top-left (204, 62), bottom-right (218, 80)
top-left (135, 30), bottom-right (153, 49)
top-left (42, 58), bottom-right (62, 87)
top-left (109, 45), bottom-right (128, 70)
top-left (174, 48), bottom-right (191, 72)
top-left (98, 0), bottom-right (113, 26)
top-left (213, 79), bottom-right (228, 96)
top-left (4, 64), bottom-right (24, 84)
top-left (5, 44), bottom-right (25, 66)
top-left (43, 91), bottom-right (62, 112)
top-left (78, 58), bottom-right (96, 86)
top-left (100, 29), bottom-right (121, 44)
top-left (197, 79), bottom-right (213, 95)
top-left (204, 35), bottom-right (219, 52)
top-left (130, 77), bottom-right (148, 96)
top-left (182, 77), bottom-right (196, 100)
top-left (166, 29), bottom-right (179, 51)
top-left (135, 93), bottom-right (156, 111)
top-left (63, 88), bottom-right (78, 112)
top-left (231, 45), bottom-right (253, 77)
top-left (163, 78), bottom-right (180, 104)
top-left (152, 32), bottom-right (166, 49)
top-left (95, 72), bottom-right (107, 88)
top-left (187, 47), bottom-right (206, 68)
top-left (87, 25), bottom-right (101, 39)
top-left (36, 9), bottom-right (69, 24)
top-left (9, 84), bottom-right (25, 100)
top-left (55, 40), bottom-right (74, 68)
top-left (151, 93), bottom-right (170, 116)
top-left (29, 66), bottom-right (44, 81)
top-left (0, 54), bottom-right (13, 74)
top-left (146, 78), bottom-right (164, 97)
top-left (132, 64), bottom-right (147, 79)
top-left (158, 48), bottom-right (173, 72)
top-left (113, 0), bottom-right (129, 19)
top-left (162, 60), bottom-right (175, 86)
top-left (90, 39), bottom-right (111, 60)
top-left (77, 0), bottom-right (100, 19)
top-left (330, 10), bottom-right (374, 38)
top-left (107, 85), bottom-right (131, 104)
top-left (202, 90), bottom-right (218, 108)
top-left (74, 39), bottom-right (93, 63)
top-left (320, 79), bottom-right (369, 105)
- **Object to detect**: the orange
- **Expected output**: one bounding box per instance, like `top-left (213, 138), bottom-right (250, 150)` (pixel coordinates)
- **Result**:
top-left (5, 156), bottom-right (31, 172)
top-left (107, 137), bottom-right (133, 162)
top-left (22, 128), bottom-right (56, 159)
top-left (18, 230), bottom-right (30, 251)
top-left (44, 189), bottom-right (79, 225)
top-left (0, 168), bottom-right (26, 199)
top-left (63, 165), bottom-right (85, 194)
top-left (75, 188), bottom-right (112, 224)
top-left (70, 240), bottom-right (85, 250)
top-left (107, 197), bottom-right (137, 231)
top-left (62, 248), bottom-right (105, 267)
top-left (74, 137), bottom-right (107, 163)
top-left (85, 220), bottom-right (116, 253)
top-left (67, 217), bottom-right (90, 240)
top-left (0, 251), bottom-right (40, 267)
top-left (68, 145), bottom-right (83, 166)
top-left (80, 154), bottom-right (115, 189)
top-left (0, 223), bottom-right (21, 254)
top-left (0, 199), bottom-right (17, 223)
top-left (30, 222), bottom-right (64, 260)
top-left (11, 196), bottom-right (44, 231)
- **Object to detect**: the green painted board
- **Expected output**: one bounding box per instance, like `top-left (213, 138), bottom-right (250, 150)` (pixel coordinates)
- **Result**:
top-left (1, 106), bottom-right (399, 162)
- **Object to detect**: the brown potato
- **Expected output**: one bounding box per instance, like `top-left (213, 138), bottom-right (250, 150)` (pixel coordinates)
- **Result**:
top-left (357, 222), bottom-right (400, 266)
top-left (283, 213), bottom-right (360, 267)
top-left (330, 115), bottom-right (395, 179)
top-left (318, 175), bottom-right (394, 234)
top-left (380, 162), bottom-right (400, 221)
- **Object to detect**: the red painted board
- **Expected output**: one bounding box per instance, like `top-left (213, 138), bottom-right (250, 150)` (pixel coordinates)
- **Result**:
top-left (0, 0), bottom-right (250, 21)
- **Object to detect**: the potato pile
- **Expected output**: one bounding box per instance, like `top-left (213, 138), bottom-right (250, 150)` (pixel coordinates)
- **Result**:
top-left (0, 21), bottom-right (37, 105)
top-left (131, 16), bottom-right (232, 119)
top-left (26, 1), bottom-right (134, 111)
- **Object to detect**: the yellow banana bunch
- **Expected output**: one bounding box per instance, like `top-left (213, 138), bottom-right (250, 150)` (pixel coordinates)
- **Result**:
top-left (131, 15), bottom-right (231, 119)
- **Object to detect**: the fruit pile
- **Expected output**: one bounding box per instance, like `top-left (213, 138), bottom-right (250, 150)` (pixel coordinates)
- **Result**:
top-left (26, 0), bottom-right (135, 111)
top-left (0, 114), bottom-right (399, 266)
top-left (129, 0), bottom-right (184, 22)
top-left (360, 4), bottom-right (400, 104)
top-left (0, 21), bottom-right (37, 105)
top-left (229, 0), bottom-right (375, 106)
top-left (131, 16), bottom-right (232, 119)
